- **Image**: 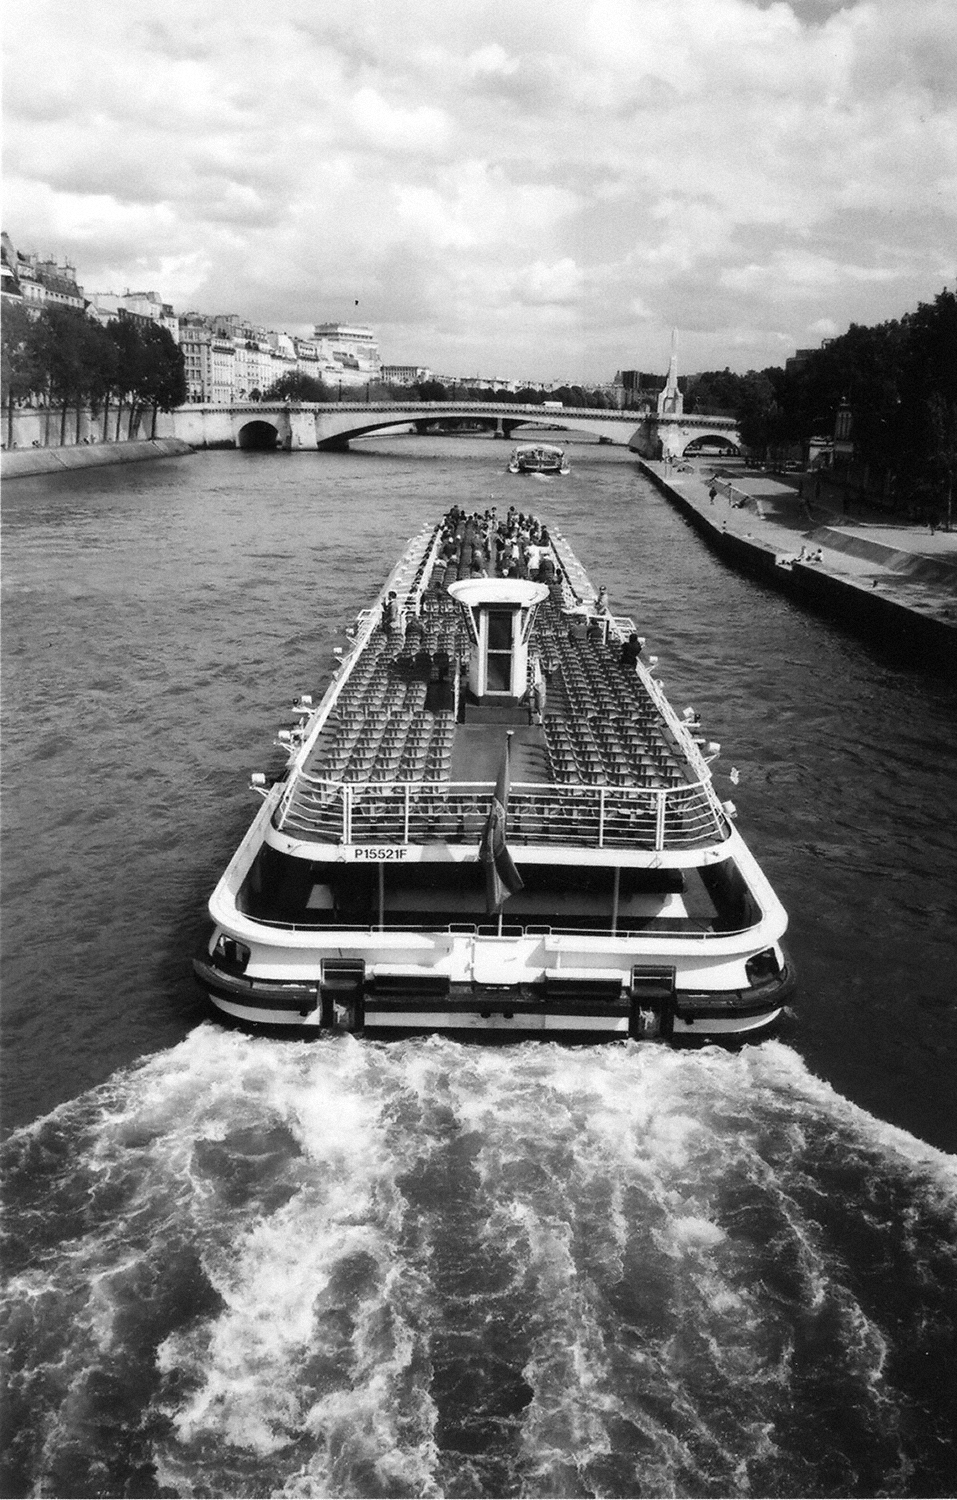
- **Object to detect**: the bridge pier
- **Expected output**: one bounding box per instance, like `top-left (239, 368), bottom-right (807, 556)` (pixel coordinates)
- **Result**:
top-left (284, 410), bottom-right (318, 450)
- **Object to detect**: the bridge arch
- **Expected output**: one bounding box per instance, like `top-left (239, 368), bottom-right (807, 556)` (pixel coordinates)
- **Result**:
top-left (681, 431), bottom-right (741, 458)
top-left (237, 419), bottom-right (281, 450)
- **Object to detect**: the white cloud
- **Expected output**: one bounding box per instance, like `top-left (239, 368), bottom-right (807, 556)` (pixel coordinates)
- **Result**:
top-left (3, 0), bottom-right (956, 379)
top-left (466, 44), bottom-right (519, 78)
top-left (510, 258), bottom-right (584, 305)
top-left (350, 87), bottom-right (451, 155)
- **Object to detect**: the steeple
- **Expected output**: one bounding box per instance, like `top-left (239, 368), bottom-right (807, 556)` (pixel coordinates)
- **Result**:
top-left (657, 327), bottom-right (684, 417)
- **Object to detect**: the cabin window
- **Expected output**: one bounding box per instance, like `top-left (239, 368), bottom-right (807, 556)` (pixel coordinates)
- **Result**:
top-left (485, 606), bottom-right (514, 693)
top-left (699, 858), bottom-right (762, 931)
top-left (236, 848), bottom-right (761, 934)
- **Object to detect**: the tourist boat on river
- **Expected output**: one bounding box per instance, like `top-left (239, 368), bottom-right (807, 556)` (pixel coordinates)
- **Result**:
top-left (507, 443), bottom-right (569, 476)
top-left (194, 508), bottom-right (794, 1040)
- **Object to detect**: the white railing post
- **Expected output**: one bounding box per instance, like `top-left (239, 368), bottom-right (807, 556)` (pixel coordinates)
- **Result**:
top-left (403, 783), bottom-right (410, 842)
top-left (343, 786), bottom-right (352, 844)
top-left (655, 789), bottom-right (666, 850)
top-left (598, 787), bottom-right (606, 847)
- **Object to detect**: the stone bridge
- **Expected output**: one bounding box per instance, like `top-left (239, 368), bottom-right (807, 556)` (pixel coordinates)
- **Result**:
top-left (159, 401), bottom-right (741, 458)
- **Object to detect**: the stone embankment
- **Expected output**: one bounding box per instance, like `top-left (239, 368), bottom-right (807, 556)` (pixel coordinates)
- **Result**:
top-left (2, 437), bottom-right (194, 480)
top-left (640, 459), bottom-right (957, 677)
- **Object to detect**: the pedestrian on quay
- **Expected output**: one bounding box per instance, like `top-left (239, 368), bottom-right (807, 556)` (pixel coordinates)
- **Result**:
top-left (708, 484), bottom-right (717, 504)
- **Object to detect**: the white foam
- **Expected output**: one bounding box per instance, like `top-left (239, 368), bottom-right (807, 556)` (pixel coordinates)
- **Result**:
top-left (6, 1028), bottom-right (956, 1498)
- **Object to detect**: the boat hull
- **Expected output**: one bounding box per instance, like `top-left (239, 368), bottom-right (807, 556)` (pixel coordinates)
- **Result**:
top-left (193, 950), bottom-right (794, 1041)
top-left (194, 509), bottom-right (795, 1047)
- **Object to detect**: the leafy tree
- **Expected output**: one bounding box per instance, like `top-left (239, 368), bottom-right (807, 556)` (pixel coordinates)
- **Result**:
top-left (137, 322), bottom-right (187, 434)
top-left (28, 305), bottom-right (101, 444)
top-left (262, 370), bottom-right (328, 401)
top-left (1, 301), bottom-right (43, 447)
top-left (734, 370), bottom-right (781, 457)
top-left (685, 369), bottom-right (748, 415)
top-left (897, 288), bottom-right (957, 518)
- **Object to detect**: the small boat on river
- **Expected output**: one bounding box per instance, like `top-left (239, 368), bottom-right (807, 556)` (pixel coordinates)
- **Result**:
top-left (507, 443), bottom-right (569, 476)
top-left (194, 508), bottom-right (794, 1039)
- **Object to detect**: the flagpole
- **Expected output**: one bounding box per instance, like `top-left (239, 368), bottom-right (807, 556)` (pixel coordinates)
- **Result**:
top-left (498, 732), bottom-right (513, 936)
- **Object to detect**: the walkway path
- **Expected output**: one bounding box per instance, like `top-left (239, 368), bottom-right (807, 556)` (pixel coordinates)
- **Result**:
top-left (655, 459), bottom-right (957, 630)
top-left (641, 459), bottom-right (957, 674)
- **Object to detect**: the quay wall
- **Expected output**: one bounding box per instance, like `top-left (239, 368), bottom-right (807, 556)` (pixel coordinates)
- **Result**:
top-left (2, 438), bottom-right (194, 481)
top-left (638, 461), bottom-right (957, 677)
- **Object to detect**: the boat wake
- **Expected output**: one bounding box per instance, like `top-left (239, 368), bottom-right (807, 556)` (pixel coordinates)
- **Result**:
top-left (2, 1031), bottom-right (955, 1499)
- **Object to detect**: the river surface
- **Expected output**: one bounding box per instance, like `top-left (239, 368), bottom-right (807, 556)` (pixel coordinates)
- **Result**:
top-left (2, 438), bottom-right (956, 1498)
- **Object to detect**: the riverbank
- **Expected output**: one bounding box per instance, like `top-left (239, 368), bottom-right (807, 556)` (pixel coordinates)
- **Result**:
top-left (639, 459), bottom-right (957, 677)
top-left (1, 437), bottom-right (194, 480)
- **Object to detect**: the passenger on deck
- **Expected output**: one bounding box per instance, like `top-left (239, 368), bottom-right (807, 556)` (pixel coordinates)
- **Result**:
top-left (405, 612), bottom-right (426, 647)
top-left (383, 591), bottom-right (402, 632)
top-left (425, 662), bottom-right (455, 713)
top-left (620, 633), bottom-right (643, 668)
top-left (529, 657), bottom-right (547, 725)
top-left (597, 585), bottom-right (609, 612)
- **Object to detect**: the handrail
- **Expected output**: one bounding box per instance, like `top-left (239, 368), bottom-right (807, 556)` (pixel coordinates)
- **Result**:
top-left (276, 775), bottom-right (729, 852)
top-left (222, 916), bottom-right (757, 940)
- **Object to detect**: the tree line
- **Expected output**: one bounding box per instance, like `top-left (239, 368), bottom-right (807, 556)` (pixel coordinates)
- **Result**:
top-left (685, 287), bottom-right (957, 518)
top-left (1, 302), bottom-right (187, 448)
top-left (262, 371), bottom-right (621, 408)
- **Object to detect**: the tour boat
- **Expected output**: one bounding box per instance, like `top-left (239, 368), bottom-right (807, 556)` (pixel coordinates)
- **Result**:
top-left (194, 508), bottom-right (794, 1040)
top-left (507, 444), bottom-right (570, 476)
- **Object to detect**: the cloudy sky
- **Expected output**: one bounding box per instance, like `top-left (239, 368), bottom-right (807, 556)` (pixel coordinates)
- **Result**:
top-left (4, 0), bottom-right (956, 382)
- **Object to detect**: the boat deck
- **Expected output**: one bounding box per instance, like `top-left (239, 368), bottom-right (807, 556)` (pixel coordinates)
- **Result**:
top-left (272, 518), bottom-right (730, 854)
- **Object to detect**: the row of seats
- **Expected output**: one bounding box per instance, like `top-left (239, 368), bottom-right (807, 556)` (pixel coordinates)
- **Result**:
top-left (304, 708), bottom-right (457, 787)
top-left (529, 599), bottom-right (688, 786)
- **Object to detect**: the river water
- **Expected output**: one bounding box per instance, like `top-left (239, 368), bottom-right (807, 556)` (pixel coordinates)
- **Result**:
top-left (2, 438), bottom-right (956, 1498)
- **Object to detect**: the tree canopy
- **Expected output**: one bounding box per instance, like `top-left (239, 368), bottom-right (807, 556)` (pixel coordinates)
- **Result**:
top-left (728, 287), bottom-right (957, 512)
top-left (2, 305), bottom-right (186, 444)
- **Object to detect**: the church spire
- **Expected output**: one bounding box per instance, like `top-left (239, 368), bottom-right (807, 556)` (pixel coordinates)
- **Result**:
top-left (657, 327), bottom-right (684, 417)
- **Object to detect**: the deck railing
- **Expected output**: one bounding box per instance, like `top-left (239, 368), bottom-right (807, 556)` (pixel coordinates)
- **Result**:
top-left (276, 776), bottom-right (729, 852)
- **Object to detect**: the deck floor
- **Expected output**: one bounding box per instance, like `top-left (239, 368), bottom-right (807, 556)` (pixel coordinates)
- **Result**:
top-left (296, 525), bottom-right (692, 794)
top-left (449, 724), bottom-right (549, 783)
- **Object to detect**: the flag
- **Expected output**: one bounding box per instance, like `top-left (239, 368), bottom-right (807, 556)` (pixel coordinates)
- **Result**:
top-left (479, 733), bottom-right (525, 915)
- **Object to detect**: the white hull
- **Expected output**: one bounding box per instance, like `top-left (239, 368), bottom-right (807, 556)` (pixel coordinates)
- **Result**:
top-left (195, 512), bottom-right (793, 1043)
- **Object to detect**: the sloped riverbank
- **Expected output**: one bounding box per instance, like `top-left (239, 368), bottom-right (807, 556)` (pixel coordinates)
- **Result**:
top-left (2, 436), bottom-right (194, 480)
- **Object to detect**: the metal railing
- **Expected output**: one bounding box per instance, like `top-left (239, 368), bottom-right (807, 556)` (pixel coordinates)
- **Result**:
top-left (276, 776), bottom-right (729, 852)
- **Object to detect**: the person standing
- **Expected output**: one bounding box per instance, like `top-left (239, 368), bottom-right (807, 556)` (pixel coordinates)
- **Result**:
top-left (383, 591), bottom-right (402, 632)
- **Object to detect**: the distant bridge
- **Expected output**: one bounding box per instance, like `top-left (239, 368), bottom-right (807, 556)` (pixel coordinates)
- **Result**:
top-left (160, 401), bottom-right (741, 459)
